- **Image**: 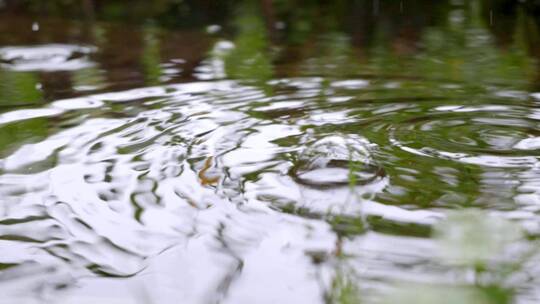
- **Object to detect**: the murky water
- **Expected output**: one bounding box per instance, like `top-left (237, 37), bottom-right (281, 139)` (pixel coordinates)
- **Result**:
top-left (1, 1), bottom-right (540, 303)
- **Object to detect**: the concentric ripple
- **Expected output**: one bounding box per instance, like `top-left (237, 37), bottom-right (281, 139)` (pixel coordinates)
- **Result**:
top-left (389, 104), bottom-right (540, 168)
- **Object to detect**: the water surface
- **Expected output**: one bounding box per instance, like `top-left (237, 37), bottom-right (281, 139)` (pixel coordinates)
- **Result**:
top-left (1, 1), bottom-right (540, 303)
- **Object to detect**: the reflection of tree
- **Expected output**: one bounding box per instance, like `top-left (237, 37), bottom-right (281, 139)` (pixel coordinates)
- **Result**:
top-left (3, 0), bottom-right (540, 89)
top-left (72, 65), bottom-right (105, 92)
top-left (96, 24), bottom-right (146, 91)
top-left (300, 32), bottom-right (362, 78)
top-left (219, 2), bottom-right (273, 88)
top-left (361, 1), bottom-right (534, 88)
top-left (141, 26), bottom-right (162, 85)
top-left (2, 0), bottom-right (235, 28)
top-left (481, 0), bottom-right (518, 48)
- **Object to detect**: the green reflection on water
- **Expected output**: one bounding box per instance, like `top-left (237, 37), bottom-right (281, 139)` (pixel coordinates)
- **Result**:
top-left (142, 25), bottom-right (163, 85)
top-left (222, 2), bottom-right (273, 87)
top-left (0, 118), bottom-right (49, 157)
top-left (0, 70), bottom-right (41, 107)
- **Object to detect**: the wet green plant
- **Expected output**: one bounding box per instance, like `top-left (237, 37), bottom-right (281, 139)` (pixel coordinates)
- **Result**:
top-left (378, 210), bottom-right (525, 304)
top-left (328, 215), bottom-right (365, 238)
top-left (434, 210), bottom-right (522, 272)
top-left (383, 283), bottom-right (512, 304)
top-left (327, 269), bottom-right (362, 304)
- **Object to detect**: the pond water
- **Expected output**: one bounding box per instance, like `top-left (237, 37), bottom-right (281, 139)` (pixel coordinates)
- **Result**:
top-left (1, 1), bottom-right (540, 303)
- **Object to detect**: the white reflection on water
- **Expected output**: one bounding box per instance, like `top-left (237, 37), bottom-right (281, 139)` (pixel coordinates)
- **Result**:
top-left (0, 44), bottom-right (97, 72)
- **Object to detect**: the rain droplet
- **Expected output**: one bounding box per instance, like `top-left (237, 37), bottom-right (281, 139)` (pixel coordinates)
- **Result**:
top-left (206, 24), bottom-right (221, 34)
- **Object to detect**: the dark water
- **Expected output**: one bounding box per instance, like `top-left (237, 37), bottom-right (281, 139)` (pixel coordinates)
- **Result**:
top-left (1, 1), bottom-right (540, 303)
